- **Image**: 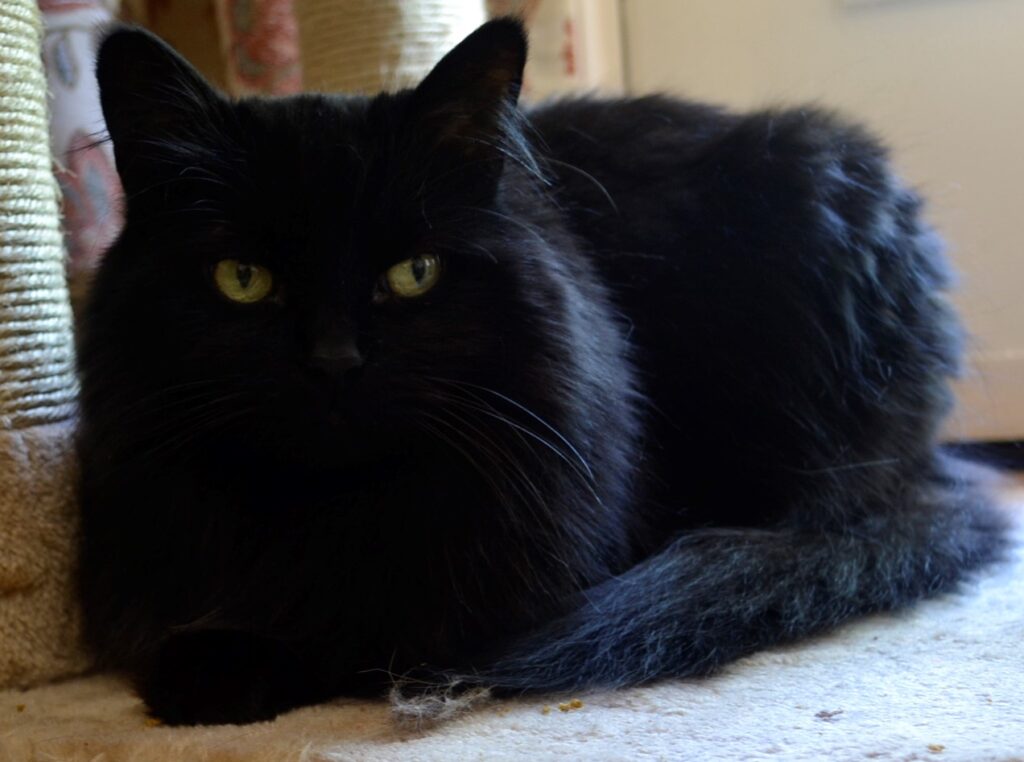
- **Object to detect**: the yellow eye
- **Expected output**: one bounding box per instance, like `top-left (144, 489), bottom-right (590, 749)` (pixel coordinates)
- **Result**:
top-left (383, 254), bottom-right (441, 299)
top-left (213, 259), bottom-right (274, 304)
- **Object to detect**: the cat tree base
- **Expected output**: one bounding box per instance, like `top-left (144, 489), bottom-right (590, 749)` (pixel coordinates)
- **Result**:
top-left (0, 423), bottom-right (88, 688)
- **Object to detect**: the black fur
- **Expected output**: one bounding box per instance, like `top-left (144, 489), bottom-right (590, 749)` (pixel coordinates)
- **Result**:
top-left (77, 20), bottom-right (1006, 725)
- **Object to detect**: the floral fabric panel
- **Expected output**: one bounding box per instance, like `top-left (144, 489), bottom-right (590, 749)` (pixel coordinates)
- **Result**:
top-left (40, 0), bottom-right (123, 278)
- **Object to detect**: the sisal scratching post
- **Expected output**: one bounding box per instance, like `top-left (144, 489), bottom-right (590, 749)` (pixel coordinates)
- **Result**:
top-left (0, 0), bottom-right (88, 687)
top-left (294, 0), bottom-right (485, 93)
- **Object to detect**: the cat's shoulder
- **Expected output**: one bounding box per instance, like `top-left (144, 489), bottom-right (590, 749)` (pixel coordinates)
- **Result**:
top-left (527, 94), bottom-right (730, 161)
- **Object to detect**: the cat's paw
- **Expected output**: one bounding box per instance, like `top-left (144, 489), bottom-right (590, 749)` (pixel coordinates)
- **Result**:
top-left (135, 630), bottom-right (317, 726)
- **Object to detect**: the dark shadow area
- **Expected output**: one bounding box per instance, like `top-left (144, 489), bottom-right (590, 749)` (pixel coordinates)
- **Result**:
top-left (946, 441), bottom-right (1024, 472)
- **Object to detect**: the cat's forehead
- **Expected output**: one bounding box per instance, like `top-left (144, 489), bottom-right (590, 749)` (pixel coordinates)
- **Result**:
top-left (227, 94), bottom-right (423, 264)
top-left (234, 95), bottom-right (373, 189)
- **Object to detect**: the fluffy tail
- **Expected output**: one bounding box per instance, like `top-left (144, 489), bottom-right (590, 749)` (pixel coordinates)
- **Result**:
top-left (393, 456), bottom-right (1007, 719)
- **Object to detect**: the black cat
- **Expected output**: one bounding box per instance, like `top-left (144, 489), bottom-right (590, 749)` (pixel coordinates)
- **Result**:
top-left (77, 19), bottom-right (1006, 725)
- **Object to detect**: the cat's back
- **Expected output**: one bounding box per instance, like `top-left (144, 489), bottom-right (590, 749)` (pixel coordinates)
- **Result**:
top-left (527, 95), bottom-right (730, 174)
top-left (526, 95), bottom-right (732, 252)
top-left (527, 94), bottom-right (897, 259)
top-left (528, 94), bottom-right (957, 527)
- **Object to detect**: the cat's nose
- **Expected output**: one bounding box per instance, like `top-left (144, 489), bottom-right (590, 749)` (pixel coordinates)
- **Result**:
top-left (308, 337), bottom-right (364, 378)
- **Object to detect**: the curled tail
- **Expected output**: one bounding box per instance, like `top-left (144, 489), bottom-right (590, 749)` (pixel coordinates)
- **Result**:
top-left (393, 456), bottom-right (1007, 719)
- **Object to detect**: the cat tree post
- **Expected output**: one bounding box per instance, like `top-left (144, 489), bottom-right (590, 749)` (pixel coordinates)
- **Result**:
top-left (294, 0), bottom-right (485, 93)
top-left (0, 0), bottom-right (88, 687)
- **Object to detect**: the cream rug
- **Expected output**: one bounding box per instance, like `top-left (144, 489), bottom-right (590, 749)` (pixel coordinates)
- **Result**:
top-left (2, 482), bottom-right (1021, 762)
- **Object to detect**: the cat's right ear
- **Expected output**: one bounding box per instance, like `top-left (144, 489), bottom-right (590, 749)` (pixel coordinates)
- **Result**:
top-left (408, 19), bottom-right (530, 199)
top-left (96, 27), bottom-right (231, 195)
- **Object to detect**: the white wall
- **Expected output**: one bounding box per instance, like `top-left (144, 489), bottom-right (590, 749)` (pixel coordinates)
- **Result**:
top-left (622, 0), bottom-right (1024, 441)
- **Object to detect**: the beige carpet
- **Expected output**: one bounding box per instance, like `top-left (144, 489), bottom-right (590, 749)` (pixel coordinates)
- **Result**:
top-left (2, 481), bottom-right (1021, 762)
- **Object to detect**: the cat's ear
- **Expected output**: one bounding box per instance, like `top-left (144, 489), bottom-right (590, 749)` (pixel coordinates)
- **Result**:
top-left (410, 19), bottom-right (529, 187)
top-left (96, 27), bottom-right (232, 195)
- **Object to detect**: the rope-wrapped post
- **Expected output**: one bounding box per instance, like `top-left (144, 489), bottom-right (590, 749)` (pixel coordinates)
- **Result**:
top-left (0, 0), bottom-right (88, 687)
top-left (294, 0), bottom-right (485, 93)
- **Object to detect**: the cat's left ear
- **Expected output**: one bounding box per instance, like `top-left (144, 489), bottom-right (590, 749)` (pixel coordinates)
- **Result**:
top-left (96, 27), bottom-right (233, 198)
top-left (411, 19), bottom-right (528, 182)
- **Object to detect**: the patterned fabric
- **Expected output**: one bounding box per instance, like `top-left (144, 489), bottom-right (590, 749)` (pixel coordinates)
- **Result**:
top-left (39, 0), bottom-right (122, 286)
top-left (215, 0), bottom-right (302, 95)
top-left (487, 0), bottom-right (582, 99)
top-left (39, 0), bottom-right (104, 10)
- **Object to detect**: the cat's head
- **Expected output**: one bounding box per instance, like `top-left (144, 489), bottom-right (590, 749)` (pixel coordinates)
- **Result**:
top-left (81, 20), bottom-right (633, 483)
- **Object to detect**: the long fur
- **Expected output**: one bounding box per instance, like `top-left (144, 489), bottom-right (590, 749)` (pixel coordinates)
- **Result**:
top-left (77, 21), bottom-right (1006, 726)
top-left (402, 456), bottom-right (1003, 698)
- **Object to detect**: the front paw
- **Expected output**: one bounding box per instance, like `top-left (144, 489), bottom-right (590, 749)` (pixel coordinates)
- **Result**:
top-left (135, 630), bottom-right (319, 725)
